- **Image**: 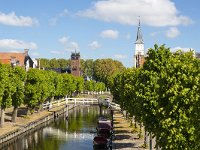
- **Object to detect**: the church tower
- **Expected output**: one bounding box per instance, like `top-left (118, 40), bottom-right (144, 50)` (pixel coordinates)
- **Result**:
top-left (134, 20), bottom-right (145, 68)
top-left (71, 51), bottom-right (81, 77)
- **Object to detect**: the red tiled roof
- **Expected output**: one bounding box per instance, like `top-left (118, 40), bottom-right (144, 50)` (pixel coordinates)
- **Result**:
top-left (0, 59), bottom-right (11, 64)
top-left (0, 52), bottom-right (26, 66)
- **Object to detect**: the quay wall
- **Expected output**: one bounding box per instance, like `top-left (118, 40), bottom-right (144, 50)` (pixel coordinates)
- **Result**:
top-left (0, 104), bottom-right (76, 146)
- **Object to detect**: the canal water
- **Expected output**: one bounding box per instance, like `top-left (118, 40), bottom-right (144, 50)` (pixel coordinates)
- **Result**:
top-left (2, 106), bottom-right (110, 150)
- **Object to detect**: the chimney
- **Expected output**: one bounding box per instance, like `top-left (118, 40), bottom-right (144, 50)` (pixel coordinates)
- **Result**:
top-left (24, 49), bottom-right (29, 56)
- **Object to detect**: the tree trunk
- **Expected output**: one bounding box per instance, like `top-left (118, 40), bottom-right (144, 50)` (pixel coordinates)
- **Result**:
top-left (38, 103), bottom-right (43, 112)
top-left (50, 96), bottom-right (54, 102)
top-left (12, 106), bottom-right (18, 123)
top-left (135, 121), bottom-right (137, 129)
top-left (149, 133), bottom-right (152, 150)
top-left (139, 123), bottom-right (142, 138)
top-left (26, 107), bottom-right (33, 115)
top-left (125, 111), bottom-right (128, 118)
top-left (0, 108), bottom-right (5, 127)
top-left (144, 129), bottom-right (148, 146)
top-left (130, 116), bottom-right (134, 127)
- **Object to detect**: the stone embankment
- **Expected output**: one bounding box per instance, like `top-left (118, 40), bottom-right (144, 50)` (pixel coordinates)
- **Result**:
top-left (0, 105), bottom-right (75, 147)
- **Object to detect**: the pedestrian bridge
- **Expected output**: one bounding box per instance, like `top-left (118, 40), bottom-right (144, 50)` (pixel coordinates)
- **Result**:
top-left (43, 98), bottom-right (99, 109)
top-left (43, 97), bottom-right (121, 111)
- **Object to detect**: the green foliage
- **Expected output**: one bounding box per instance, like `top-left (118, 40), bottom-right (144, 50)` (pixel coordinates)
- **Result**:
top-left (75, 76), bottom-right (84, 94)
top-left (40, 58), bottom-right (50, 68)
top-left (81, 59), bottom-right (94, 80)
top-left (24, 69), bottom-right (42, 109)
top-left (54, 74), bottom-right (63, 98)
top-left (0, 64), bottom-right (15, 109)
top-left (12, 66), bottom-right (26, 107)
top-left (110, 44), bottom-right (200, 149)
top-left (40, 58), bottom-right (70, 69)
top-left (61, 74), bottom-right (75, 97)
top-left (93, 58), bottom-right (125, 88)
top-left (84, 80), bottom-right (105, 92)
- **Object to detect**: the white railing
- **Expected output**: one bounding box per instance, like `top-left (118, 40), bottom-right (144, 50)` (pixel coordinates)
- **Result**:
top-left (43, 98), bottom-right (98, 110)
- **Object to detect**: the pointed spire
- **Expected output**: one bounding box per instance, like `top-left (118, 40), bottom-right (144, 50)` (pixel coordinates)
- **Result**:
top-left (135, 18), bottom-right (144, 44)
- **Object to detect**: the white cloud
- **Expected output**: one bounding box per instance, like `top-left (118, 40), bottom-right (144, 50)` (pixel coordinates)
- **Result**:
top-left (150, 31), bottom-right (162, 37)
top-left (114, 54), bottom-right (127, 59)
top-left (166, 27), bottom-right (180, 38)
top-left (78, 0), bottom-right (192, 27)
top-left (0, 11), bottom-right (38, 27)
top-left (100, 29), bottom-right (119, 39)
top-left (0, 39), bottom-right (38, 50)
top-left (58, 36), bottom-right (69, 45)
top-left (58, 36), bottom-right (79, 51)
top-left (89, 41), bottom-right (101, 50)
top-left (31, 52), bottom-right (40, 57)
top-left (49, 9), bottom-right (69, 26)
top-left (50, 50), bottom-right (61, 54)
top-left (171, 47), bottom-right (194, 52)
top-left (70, 41), bottom-right (79, 50)
top-left (59, 9), bottom-right (69, 17)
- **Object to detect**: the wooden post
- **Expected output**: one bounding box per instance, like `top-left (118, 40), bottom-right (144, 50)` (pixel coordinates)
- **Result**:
top-left (111, 109), bottom-right (114, 128)
top-left (99, 104), bottom-right (102, 116)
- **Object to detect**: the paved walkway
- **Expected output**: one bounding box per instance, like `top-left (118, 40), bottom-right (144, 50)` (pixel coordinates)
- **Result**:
top-left (112, 111), bottom-right (148, 150)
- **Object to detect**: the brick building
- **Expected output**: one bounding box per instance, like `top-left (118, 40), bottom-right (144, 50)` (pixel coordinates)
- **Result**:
top-left (0, 49), bottom-right (34, 71)
top-left (71, 51), bottom-right (81, 77)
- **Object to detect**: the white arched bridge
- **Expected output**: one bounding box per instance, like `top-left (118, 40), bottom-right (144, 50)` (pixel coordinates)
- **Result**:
top-left (43, 97), bottom-right (121, 111)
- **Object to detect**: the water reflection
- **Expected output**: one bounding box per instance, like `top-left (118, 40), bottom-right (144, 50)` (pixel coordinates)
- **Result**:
top-left (1, 106), bottom-right (110, 150)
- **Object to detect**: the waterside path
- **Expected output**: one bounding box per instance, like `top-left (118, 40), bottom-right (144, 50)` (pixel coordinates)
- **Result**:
top-left (112, 111), bottom-right (148, 150)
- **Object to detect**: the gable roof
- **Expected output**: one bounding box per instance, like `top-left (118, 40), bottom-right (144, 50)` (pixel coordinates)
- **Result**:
top-left (0, 52), bottom-right (26, 66)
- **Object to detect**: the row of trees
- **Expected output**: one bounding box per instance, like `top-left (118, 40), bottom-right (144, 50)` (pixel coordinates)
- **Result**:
top-left (84, 80), bottom-right (106, 93)
top-left (40, 58), bottom-right (125, 85)
top-left (40, 58), bottom-right (70, 69)
top-left (0, 65), bottom-right (105, 127)
top-left (110, 45), bottom-right (200, 149)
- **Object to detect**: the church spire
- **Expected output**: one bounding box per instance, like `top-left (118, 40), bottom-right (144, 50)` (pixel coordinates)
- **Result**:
top-left (134, 18), bottom-right (145, 68)
top-left (135, 19), bottom-right (144, 44)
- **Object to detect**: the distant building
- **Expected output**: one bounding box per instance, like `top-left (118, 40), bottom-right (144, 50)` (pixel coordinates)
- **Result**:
top-left (0, 49), bottom-right (34, 71)
top-left (134, 20), bottom-right (145, 68)
top-left (195, 52), bottom-right (200, 59)
top-left (71, 51), bottom-right (81, 77)
top-left (32, 58), bottom-right (40, 69)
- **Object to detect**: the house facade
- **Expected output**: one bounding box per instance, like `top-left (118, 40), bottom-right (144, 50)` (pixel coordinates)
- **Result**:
top-left (0, 49), bottom-right (34, 71)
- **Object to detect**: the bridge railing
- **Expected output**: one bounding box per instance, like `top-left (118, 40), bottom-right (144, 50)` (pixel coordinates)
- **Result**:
top-left (43, 98), bottom-right (98, 110)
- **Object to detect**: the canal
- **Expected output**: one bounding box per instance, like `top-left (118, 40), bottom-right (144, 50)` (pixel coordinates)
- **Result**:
top-left (2, 106), bottom-right (110, 150)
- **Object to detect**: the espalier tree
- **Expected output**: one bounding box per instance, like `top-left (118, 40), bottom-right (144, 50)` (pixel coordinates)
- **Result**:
top-left (110, 44), bottom-right (200, 149)
top-left (0, 64), bottom-right (15, 127)
top-left (84, 80), bottom-right (106, 93)
top-left (24, 69), bottom-right (44, 113)
top-left (0, 60), bottom-right (110, 127)
top-left (11, 66), bottom-right (26, 122)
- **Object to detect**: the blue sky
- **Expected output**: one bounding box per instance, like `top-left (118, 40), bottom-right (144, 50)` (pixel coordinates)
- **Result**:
top-left (0, 0), bottom-right (199, 67)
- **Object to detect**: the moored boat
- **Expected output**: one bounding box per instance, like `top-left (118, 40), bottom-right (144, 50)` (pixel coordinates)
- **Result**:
top-left (93, 136), bottom-right (108, 145)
